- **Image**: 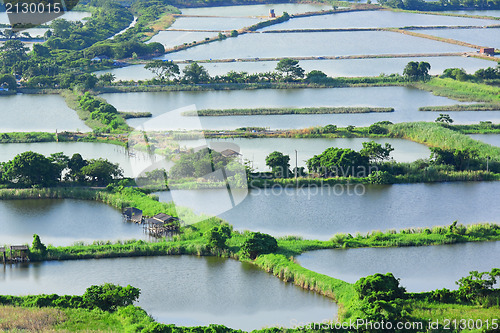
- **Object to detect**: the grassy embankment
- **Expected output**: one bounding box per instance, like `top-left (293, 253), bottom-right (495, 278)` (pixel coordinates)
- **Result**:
top-left (1, 186), bottom-right (499, 328)
top-left (416, 77), bottom-right (500, 104)
top-left (420, 103), bottom-right (500, 111)
top-left (182, 106), bottom-right (394, 116)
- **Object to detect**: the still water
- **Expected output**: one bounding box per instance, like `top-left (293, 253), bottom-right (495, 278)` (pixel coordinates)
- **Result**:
top-left (95, 56), bottom-right (494, 81)
top-left (0, 199), bottom-right (146, 246)
top-left (179, 137), bottom-right (431, 170)
top-left (180, 3), bottom-right (333, 16)
top-left (0, 94), bottom-right (89, 132)
top-left (0, 142), bottom-right (168, 178)
top-left (261, 10), bottom-right (497, 30)
top-left (422, 28), bottom-right (500, 48)
top-left (100, 87), bottom-right (500, 130)
top-left (155, 182), bottom-right (500, 240)
top-left (168, 16), bottom-right (262, 31)
top-left (468, 134), bottom-right (500, 147)
top-left (296, 241), bottom-right (500, 292)
top-left (0, 256), bottom-right (337, 330)
top-left (161, 31), bottom-right (473, 61)
top-left (148, 30), bottom-right (219, 49)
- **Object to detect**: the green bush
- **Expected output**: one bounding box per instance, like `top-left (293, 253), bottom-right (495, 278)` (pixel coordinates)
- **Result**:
top-left (241, 232), bottom-right (278, 259)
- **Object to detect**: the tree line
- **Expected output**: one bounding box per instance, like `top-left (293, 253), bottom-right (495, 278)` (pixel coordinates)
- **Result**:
top-left (0, 151), bottom-right (123, 187)
top-left (379, 0), bottom-right (500, 11)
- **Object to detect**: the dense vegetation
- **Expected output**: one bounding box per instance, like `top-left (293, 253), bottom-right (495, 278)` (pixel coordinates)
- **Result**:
top-left (184, 106), bottom-right (394, 116)
top-left (379, 0), bottom-right (500, 11)
top-left (0, 151), bottom-right (123, 187)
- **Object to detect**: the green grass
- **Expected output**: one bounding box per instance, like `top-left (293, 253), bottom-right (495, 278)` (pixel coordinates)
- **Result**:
top-left (388, 122), bottom-right (500, 161)
top-left (0, 132), bottom-right (57, 143)
top-left (417, 78), bottom-right (500, 104)
top-left (254, 253), bottom-right (362, 321)
top-left (183, 107), bottom-right (394, 116)
top-left (419, 103), bottom-right (500, 112)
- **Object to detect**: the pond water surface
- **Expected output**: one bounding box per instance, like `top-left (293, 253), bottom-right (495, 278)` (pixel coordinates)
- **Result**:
top-left (261, 10), bottom-right (497, 30)
top-left (155, 181), bottom-right (500, 239)
top-left (95, 56), bottom-right (494, 81)
top-left (0, 256), bottom-right (337, 330)
top-left (0, 199), bottom-right (146, 246)
top-left (422, 28), bottom-right (500, 48)
top-left (468, 134), bottom-right (500, 147)
top-left (180, 3), bottom-right (333, 16)
top-left (0, 94), bottom-right (89, 132)
top-left (179, 137), bottom-right (431, 170)
top-left (296, 241), bottom-right (500, 292)
top-left (100, 87), bottom-right (500, 130)
top-left (0, 142), bottom-right (168, 178)
top-left (161, 31), bottom-right (473, 61)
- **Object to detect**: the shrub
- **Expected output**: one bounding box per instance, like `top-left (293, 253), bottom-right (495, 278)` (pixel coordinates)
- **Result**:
top-left (241, 232), bottom-right (278, 259)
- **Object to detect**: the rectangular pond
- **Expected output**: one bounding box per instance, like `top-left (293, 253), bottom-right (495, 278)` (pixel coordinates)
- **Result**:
top-left (161, 31), bottom-right (474, 61)
top-left (179, 3), bottom-right (333, 17)
top-left (168, 16), bottom-right (263, 31)
top-left (0, 199), bottom-right (147, 246)
top-left (148, 30), bottom-right (219, 49)
top-left (178, 137), bottom-right (431, 171)
top-left (0, 142), bottom-right (170, 178)
top-left (260, 10), bottom-right (498, 30)
top-left (155, 182), bottom-right (500, 240)
top-left (296, 241), bottom-right (500, 292)
top-left (100, 87), bottom-right (500, 130)
top-left (0, 94), bottom-right (90, 132)
top-left (95, 56), bottom-right (494, 81)
top-left (0, 256), bottom-right (337, 330)
top-left (422, 28), bottom-right (500, 48)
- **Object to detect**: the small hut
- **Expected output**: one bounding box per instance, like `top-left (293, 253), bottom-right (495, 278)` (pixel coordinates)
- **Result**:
top-left (9, 245), bottom-right (29, 262)
top-left (480, 47), bottom-right (495, 55)
top-left (269, 9), bottom-right (276, 18)
top-left (145, 213), bottom-right (180, 237)
top-left (123, 207), bottom-right (144, 224)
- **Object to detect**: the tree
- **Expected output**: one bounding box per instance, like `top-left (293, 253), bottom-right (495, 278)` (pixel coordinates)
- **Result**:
top-left (48, 152), bottom-right (69, 181)
top-left (360, 141), bottom-right (394, 163)
top-left (80, 159), bottom-right (123, 185)
top-left (32, 44), bottom-right (51, 58)
top-left (32, 234), bottom-right (47, 256)
top-left (0, 40), bottom-right (28, 68)
top-left (241, 232), bottom-right (278, 259)
top-left (368, 123), bottom-right (388, 135)
top-left (0, 74), bottom-right (17, 90)
top-left (145, 60), bottom-right (179, 81)
top-left (430, 147), bottom-right (479, 171)
top-left (50, 19), bottom-right (74, 39)
top-left (265, 151), bottom-right (290, 177)
top-left (2, 151), bottom-right (60, 186)
top-left (182, 62), bottom-right (210, 84)
top-left (305, 70), bottom-right (328, 83)
top-left (275, 58), bottom-right (304, 81)
top-left (206, 224), bottom-right (232, 250)
top-left (456, 269), bottom-right (500, 302)
top-left (417, 61), bottom-right (431, 81)
top-left (83, 283), bottom-right (140, 312)
top-left (403, 61), bottom-right (431, 81)
top-left (67, 153), bottom-right (88, 183)
top-left (307, 147), bottom-right (369, 177)
top-left (230, 30), bottom-right (238, 37)
top-left (435, 113), bottom-right (453, 124)
top-left (98, 73), bottom-right (116, 86)
top-left (403, 61), bottom-right (419, 81)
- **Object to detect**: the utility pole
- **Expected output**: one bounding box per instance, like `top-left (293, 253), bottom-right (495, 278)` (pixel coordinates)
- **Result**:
top-left (294, 149), bottom-right (298, 179)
